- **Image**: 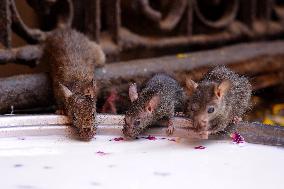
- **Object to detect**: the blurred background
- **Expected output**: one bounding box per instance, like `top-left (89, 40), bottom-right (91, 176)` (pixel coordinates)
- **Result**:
top-left (0, 0), bottom-right (284, 124)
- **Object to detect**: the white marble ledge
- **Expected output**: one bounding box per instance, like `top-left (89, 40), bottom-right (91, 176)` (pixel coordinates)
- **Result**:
top-left (0, 134), bottom-right (283, 189)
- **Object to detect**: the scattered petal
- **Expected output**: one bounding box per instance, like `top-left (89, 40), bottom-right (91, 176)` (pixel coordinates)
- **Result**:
top-left (96, 151), bottom-right (109, 156)
top-left (230, 132), bottom-right (245, 144)
top-left (109, 137), bottom-right (124, 141)
top-left (194, 146), bottom-right (206, 150)
top-left (154, 172), bottom-right (171, 176)
top-left (43, 166), bottom-right (52, 169)
top-left (168, 138), bottom-right (176, 142)
top-left (14, 164), bottom-right (23, 168)
top-left (108, 164), bottom-right (116, 168)
top-left (90, 182), bottom-right (101, 186)
top-left (145, 135), bottom-right (157, 140)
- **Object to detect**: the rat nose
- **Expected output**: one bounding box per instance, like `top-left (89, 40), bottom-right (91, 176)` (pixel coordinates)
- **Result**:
top-left (195, 116), bottom-right (208, 125)
top-left (122, 127), bottom-right (136, 139)
top-left (200, 119), bottom-right (208, 125)
top-left (194, 116), bottom-right (208, 131)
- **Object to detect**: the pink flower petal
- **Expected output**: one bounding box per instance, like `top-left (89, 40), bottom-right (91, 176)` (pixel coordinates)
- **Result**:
top-left (96, 151), bottom-right (109, 156)
top-left (145, 135), bottom-right (157, 140)
top-left (230, 132), bottom-right (245, 144)
top-left (194, 146), bottom-right (206, 149)
top-left (114, 137), bottom-right (124, 141)
top-left (109, 137), bottom-right (124, 141)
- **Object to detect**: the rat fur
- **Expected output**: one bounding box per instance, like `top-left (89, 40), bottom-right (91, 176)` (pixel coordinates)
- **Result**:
top-left (41, 28), bottom-right (105, 140)
top-left (185, 66), bottom-right (252, 138)
top-left (123, 74), bottom-right (184, 139)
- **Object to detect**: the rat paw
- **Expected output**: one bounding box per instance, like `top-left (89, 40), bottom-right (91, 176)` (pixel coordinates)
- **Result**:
top-left (166, 120), bottom-right (175, 136)
top-left (166, 127), bottom-right (175, 136)
top-left (166, 124), bottom-right (175, 136)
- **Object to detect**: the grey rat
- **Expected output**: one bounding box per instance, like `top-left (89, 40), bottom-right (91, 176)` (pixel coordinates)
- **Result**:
top-left (123, 74), bottom-right (184, 139)
top-left (185, 66), bottom-right (252, 138)
top-left (41, 28), bottom-right (105, 140)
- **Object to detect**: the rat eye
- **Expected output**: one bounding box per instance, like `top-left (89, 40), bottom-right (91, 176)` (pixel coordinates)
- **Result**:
top-left (133, 119), bottom-right (141, 126)
top-left (207, 107), bottom-right (215, 114)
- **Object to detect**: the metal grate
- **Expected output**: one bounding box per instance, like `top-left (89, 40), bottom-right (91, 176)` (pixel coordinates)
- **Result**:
top-left (0, 0), bottom-right (284, 61)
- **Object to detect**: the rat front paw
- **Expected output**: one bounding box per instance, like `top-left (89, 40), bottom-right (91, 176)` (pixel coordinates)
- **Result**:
top-left (166, 120), bottom-right (175, 136)
top-left (166, 126), bottom-right (175, 136)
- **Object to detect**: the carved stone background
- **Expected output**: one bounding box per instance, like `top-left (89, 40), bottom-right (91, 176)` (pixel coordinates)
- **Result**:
top-left (0, 0), bottom-right (284, 63)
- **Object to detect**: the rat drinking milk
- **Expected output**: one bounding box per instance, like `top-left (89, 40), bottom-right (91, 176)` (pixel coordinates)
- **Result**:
top-left (123, 74), bottom-right (184, 139)
top-left (41, 28), bottom-right (105, 140)
top-left (185, 66), bottom-right (252, 138)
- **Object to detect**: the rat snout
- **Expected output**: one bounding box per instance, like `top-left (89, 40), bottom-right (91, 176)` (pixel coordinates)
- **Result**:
top-left (193, 115), bottom-right (209, 132)
top-left (123, 122), bottom-right (134, 136)
top-left (123, 121), bottom-right (143, 139)
top-left (199, 119), bottom-right (208, 125)
top-left (123, 117), bottom-right (137, 139)
top-left (79, 127), bottom-right (95, 141)
top-left (122, 126), bottom-right (137, 139)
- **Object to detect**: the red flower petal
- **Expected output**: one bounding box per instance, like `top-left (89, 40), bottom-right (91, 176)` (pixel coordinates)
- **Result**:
top-left (96, 151), bottom-right (109, 155)
top-left (194, 146), bottom-right (206, 149)
top-left (109, 137), bottom-right (124, 141)
top-left (145, 135), bottom-right (157, 140)
top-left (230, 132), bottom-right (245, 144)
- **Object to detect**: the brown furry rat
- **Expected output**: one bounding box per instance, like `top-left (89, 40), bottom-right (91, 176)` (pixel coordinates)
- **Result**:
top-left (123, 74), bottom-right (184, 139)
top-left (185, 66), bottom-right (252, 138)
top-left (41, 28), bottom-right (105, 140)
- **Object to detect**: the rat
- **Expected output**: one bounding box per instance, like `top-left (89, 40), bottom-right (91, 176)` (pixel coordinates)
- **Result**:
top-left (184, 66), bottom-right (252, 138)
top-left (123, 74), bottom-right (184, 139)
top-left (41, 28), bottom-right (105, 140)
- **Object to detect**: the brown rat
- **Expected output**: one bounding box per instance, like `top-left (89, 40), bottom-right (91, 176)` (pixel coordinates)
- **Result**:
top-left (185, 66), bottom-right (252, 138)
top-left (41, 28), bottom-right (105, 140)
top-left (123, 74), bottom-right (184, 139)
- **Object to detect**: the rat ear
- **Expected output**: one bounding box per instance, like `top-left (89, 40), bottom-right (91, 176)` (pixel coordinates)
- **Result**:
top-left (145, 95), bottom-right (160, 113)
top-left (59, 83), bottom-right (73, 100)
top-left (185, 78), bottom-right (198, 95)
top-left (214, 80), bottom-right (231, 98)
top-left (129, 83), bottom-right (138, 102)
